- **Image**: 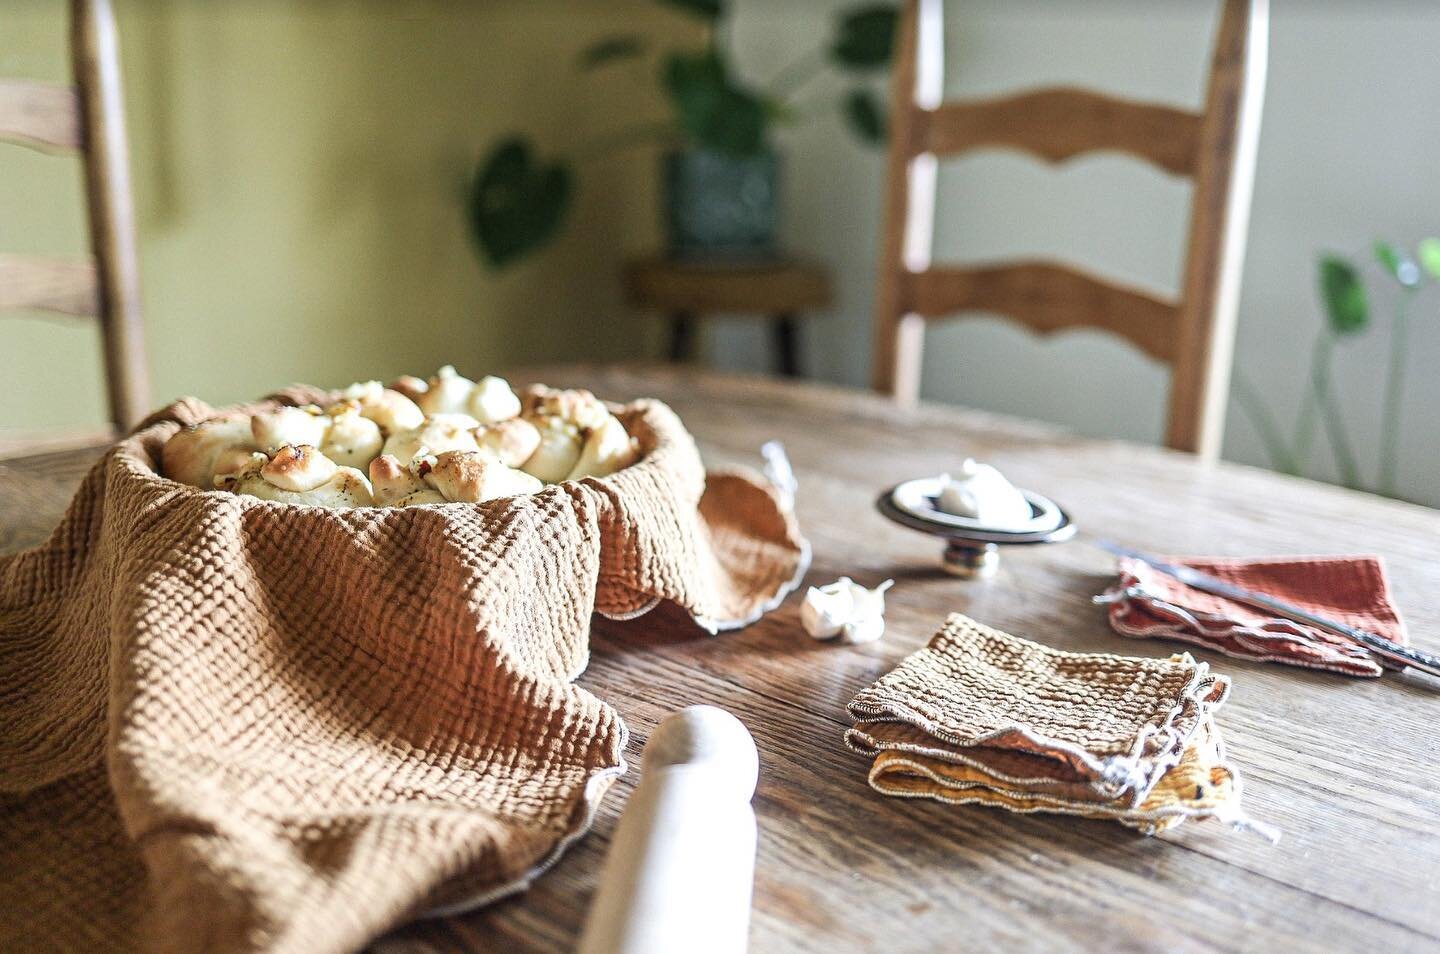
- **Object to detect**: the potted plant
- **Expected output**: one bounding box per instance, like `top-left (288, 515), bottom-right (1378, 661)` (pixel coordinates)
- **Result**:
top-left (1232, 237), bottom-right (1440, 500)
top-left (469, 0), bottom-right (899, 268)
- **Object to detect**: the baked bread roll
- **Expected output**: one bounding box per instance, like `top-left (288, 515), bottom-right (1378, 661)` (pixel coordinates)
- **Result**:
top-left (381, 415), bottom-right (482, 465)
top-left (218, 445), bottom-right (374, 508)
top-left (424, 450), bottom-right (543, 503)
top-left (468, 375), bottom-right (522, 424)
top-left (474, 418), bottom-right (542, 469)
top-left (521, 385), bottom-right (609, 431)
top-left (161, 413), bottom-right (258, 489)
top-left (518, 415), bottom-right (584, 484)
top-left (162, 371), bottom-right (641, 502)
top-left (319, 401), bottom-right (384, 469)
top-left (341, 380), bottom-right (425, 435)
top-left (367, 454), bottom-right (446, 507)
top-left (567, 413), bottom-right (640, 481)
top-left (417, 366), bottom-right (522, 425)
top-left (251, 406), bottom-right (329, 454)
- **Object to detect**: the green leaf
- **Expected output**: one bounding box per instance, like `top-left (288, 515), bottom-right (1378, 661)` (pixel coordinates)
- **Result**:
top-left (659, 0), bottom-right (722, 19)
top-left (832, 5), bottom-right (899, 70)
top-left (1374, 239), bottom-right (1420, 288)
top-left (578, 35), bottom-right (646, 70)
top-left (469, 137), bottom-right (573, 268)
top-left (843, 87), bottom-right (886, 144)
top-left (1318, 256), bottom-right (1368, 336)
top-left (663, 51), bottom-right (768, 156)
top-left (1417, 237), bottom-right (1440, 281)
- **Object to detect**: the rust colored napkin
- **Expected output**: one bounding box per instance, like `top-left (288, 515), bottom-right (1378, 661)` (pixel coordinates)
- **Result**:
top-left (0, 389), bottom-right (807, 954)
top-left (846, 614), bottom-right (1269, 837)
top-left (1098, 555), bottom-right (1407, 678)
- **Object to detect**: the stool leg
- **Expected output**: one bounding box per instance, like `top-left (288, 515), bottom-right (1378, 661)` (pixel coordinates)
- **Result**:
top-left (773, 313), bottom-right (799, 377)
top-left (669, 311), bottom-right (695, 364)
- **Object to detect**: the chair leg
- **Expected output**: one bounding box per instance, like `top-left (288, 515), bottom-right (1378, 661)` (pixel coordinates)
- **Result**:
top-left (668, 311), bottom-right (695, 364)
top-left (773, 313), bottom-right (799, 378)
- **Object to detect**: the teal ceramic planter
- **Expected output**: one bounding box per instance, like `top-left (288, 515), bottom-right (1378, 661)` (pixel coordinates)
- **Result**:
top-left (663, 148), bottom-right (778, 260)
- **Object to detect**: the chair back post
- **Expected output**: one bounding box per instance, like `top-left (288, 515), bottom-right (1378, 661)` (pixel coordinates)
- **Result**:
top-left (1166, 0), bottom-right (1268, 458)
top-left (72, 0), bottom-right (148, 432)
top-left (872, 0), bottom-right (938, 405)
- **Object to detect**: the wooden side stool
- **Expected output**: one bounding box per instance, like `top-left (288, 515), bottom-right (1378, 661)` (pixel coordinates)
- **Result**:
top-left (623, 257), bottom-right (833, 377)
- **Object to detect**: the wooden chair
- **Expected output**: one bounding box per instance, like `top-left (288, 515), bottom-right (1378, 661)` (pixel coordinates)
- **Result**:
top-left (873, 0), bottom-right (1267, 459)
top-left (0, 0), bottom-right (148, 442)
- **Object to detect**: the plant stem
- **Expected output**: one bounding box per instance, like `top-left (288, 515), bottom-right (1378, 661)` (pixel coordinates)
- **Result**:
top-left (571, 120), bottom-right (684, 163)
top-left (1312, 341), bottom-right (1363, 490)
top-left (1377, 292), bottom-right (1411, 497)
top-left (1232, 368), bottom-right (1299, 474)
top-left (1290, 334), bottom-right (1328, 471)
top-left (765, 46), bottom-right (828, 101)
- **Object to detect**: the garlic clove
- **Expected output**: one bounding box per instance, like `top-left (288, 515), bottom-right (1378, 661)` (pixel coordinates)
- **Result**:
top-left (800, 577), bottom-right (894, 644)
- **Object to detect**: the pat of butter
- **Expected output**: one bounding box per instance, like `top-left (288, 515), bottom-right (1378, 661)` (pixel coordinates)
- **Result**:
top-left (800, 577), bottom-right (894, 645)
top-left (936, 459), bottom-right (1031, 530)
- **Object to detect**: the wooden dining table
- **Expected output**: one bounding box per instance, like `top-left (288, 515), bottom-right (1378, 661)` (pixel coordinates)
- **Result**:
top-left (3, 365), bottom-right (1438, 953)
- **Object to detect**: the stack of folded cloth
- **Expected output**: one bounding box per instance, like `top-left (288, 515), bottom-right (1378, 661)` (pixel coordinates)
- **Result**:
top-left (1098, 554), bottom-right (1407, 678)
top-left (846, 614), bottom-right (1273, 838)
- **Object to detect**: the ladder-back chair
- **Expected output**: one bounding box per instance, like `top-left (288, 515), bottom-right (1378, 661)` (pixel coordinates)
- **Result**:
top-left (0, 0), bottom-right (148, 437)
top-left (872, 0), bottom-right (1267, 459)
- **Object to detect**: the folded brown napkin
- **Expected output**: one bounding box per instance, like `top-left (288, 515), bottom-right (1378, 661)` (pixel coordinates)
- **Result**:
top-left (1098, 554), bottom-right (1407, 677)
top-left (0, 391), bottom-right (807, 954)
top-left (846, 614), bottom-right (1271, 837)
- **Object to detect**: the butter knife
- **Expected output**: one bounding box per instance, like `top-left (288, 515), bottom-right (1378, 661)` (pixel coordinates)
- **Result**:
top-left (1095, 540), bottom-right (1440, 679)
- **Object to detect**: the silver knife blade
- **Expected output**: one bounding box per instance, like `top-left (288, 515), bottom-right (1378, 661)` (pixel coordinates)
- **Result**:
top-left (1094, 539), bottom-right (1440, 679)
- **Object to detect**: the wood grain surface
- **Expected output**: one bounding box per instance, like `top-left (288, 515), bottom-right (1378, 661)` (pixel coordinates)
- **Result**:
top-left (3, 366), bottom-right (1437, 953)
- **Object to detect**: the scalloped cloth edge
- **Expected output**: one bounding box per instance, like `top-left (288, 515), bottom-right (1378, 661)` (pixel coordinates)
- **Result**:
top-left (0, 388), bottom-right (807, 954)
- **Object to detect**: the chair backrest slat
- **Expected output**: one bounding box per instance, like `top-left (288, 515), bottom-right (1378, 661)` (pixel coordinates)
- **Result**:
top-left (918, 88), bottom-right (1204, 177)
top-left (873, 0), bottom-right (1268, 461)
top-left (905, 262), bottom-right (1181, 363)
top-left (0, 80), bottom-right (83, 152)
top-left (1, 0), bottom-right (148, 434)
top-left (0, 253), bottom-right (100, 317)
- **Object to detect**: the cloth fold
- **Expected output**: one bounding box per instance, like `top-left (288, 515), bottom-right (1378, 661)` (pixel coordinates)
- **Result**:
top-left (846, 614), bottom-right (1267, 837)
top-left (1099, 554), bottom-right (1407, 677)
top-left (0, 389), bottom-right (807, 954)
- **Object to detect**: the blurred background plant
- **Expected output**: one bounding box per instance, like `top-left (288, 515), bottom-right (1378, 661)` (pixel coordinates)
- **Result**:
top-left (1232, 237), bottom-right (1440, 499)
top-left (469, 0), bottom-right (898, 268)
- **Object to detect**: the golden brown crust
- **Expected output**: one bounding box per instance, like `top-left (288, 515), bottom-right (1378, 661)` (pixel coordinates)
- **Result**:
top-left (475, 418), bottom-right (542, 469)
top-left (161, 413), bottom-right (257, 489)
top-left (261, 445), bottom-right (339, 492)
top-left (427, 451), bottom-right (543, 503)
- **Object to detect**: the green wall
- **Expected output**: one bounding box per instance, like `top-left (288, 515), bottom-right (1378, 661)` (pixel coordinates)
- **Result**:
top-left (2, 0), bottom-right (692, 436)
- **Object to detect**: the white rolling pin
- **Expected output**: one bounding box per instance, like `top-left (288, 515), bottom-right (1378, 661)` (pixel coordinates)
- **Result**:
top-left (577, 705), bottom-right (759, 954)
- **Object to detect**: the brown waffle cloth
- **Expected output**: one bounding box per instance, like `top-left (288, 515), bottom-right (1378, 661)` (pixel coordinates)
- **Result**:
top-left (0, 388), bottom-right (807, 954)
top-left (846, 614), bottom-right (1271, 837)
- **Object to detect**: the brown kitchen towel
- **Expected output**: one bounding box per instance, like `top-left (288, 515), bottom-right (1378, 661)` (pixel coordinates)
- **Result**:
top-left (846, 614), bottom-right (1270, 837)
top-left (0, 389), bottom-right (807, 954)
top-left (1099, 555), bottom-right (1406, 677)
